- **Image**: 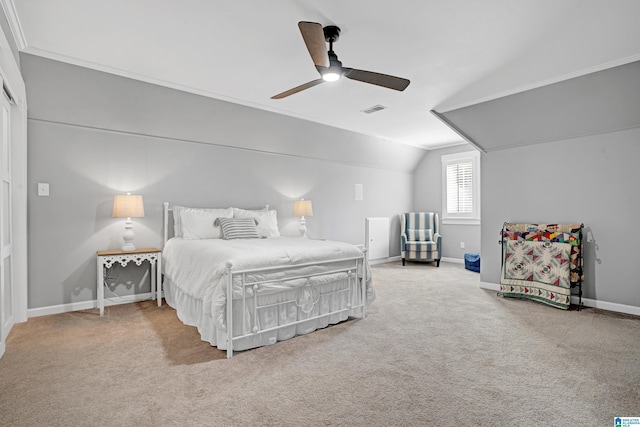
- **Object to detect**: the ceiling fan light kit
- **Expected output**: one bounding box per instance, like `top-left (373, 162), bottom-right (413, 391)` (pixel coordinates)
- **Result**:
top-left (322, 72), bottom-right (341, 82)
top-left (271, 21), bottom-right (410, 99)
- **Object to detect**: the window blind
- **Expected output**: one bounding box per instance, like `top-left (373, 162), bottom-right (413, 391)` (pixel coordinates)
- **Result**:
top-left (446, 161), bottom-right (473, 214)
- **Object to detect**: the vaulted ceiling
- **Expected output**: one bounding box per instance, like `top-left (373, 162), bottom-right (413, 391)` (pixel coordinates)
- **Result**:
top-left (3, 0), bottom-right (640, 150)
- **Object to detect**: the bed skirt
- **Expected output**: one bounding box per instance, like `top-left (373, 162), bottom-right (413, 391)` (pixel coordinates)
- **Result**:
top-left (163, 275), bottom-right (364, 351)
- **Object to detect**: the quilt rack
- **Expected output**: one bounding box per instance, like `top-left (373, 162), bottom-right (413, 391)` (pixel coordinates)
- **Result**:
top-left (499, 222), bottom-right (584, 310)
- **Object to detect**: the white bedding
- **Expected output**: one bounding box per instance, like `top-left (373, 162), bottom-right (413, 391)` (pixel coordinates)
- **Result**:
top-left (162, 237), bottom-right (374, 349)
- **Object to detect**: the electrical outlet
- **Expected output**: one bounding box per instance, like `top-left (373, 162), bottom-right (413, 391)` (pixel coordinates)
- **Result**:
top-left (460, 241), bottom-right (465, 249)
top-left (37, 183), bottom-right (50, 197)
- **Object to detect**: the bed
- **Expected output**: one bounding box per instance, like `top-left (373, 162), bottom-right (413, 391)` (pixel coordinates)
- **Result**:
top-left (161, 202), bottom-right (374, 358)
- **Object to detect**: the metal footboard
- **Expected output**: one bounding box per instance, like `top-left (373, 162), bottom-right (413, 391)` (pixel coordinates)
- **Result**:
top-left (225, 254), bottom-right (368, 358)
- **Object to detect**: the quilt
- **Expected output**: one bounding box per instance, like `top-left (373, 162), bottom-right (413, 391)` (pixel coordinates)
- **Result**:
top-left (500, 239), bottom-right (572, 309)
top-left (502, 223), bottom-right (584, 285)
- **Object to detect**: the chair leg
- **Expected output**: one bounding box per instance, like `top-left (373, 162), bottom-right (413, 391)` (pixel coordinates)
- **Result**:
top-left (436, 259), bottom-right (440, 267)
top-left (402, 258), bottom-right (405, 266)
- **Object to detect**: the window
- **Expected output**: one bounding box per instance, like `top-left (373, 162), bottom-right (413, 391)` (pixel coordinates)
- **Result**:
top-left (441, 151), bottom-right (480, 225)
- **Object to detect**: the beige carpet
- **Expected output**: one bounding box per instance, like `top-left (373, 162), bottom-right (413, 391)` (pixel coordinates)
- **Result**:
top-left (1, 261), bottom-right (639, 426)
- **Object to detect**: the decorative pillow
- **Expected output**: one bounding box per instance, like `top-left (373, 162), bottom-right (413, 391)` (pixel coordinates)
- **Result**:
top-left (407, 228), bottom-right (434, 242)
top-left (233, 207), bottom-right (280, 238)
top-left (174, 206), bottom-right (233, 239)
top-left (215, 218), bottom-right (261, 240)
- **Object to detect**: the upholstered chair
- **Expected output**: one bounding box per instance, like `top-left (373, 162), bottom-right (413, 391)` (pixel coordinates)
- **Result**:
top-left (400, 212), bottom-right (442, 267)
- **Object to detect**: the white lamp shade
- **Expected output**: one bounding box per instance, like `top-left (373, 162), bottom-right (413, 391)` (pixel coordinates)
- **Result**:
top-left (112, 194), bottom-right (145, 218)
top-left (293, 199), bottom-right (313, 217)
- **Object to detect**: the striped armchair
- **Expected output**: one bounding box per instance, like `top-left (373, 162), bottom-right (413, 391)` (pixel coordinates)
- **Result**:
top-left (401, 212), bottom-right (442, 267)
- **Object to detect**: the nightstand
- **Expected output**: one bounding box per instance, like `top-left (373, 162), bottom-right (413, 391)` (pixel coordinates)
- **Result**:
top-left (96, 248), bottom-right (162, 316)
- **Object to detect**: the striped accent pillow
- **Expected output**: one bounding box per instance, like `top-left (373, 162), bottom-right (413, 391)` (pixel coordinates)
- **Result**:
top-left (407, 228), bottom-right (433, 242)
top-left (215, 218), bottom-right (261, 240)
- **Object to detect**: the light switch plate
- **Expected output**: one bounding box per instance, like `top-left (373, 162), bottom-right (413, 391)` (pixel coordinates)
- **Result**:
top-left (354, 183), bottom-right (363, 201)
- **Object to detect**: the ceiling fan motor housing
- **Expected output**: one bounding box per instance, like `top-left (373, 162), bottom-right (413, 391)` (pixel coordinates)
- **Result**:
top-left (328, 51), bottom-right (342, 67)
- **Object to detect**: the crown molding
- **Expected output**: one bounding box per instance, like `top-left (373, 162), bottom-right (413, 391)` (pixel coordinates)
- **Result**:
top-left (0, 0), bottom-right (26, 50)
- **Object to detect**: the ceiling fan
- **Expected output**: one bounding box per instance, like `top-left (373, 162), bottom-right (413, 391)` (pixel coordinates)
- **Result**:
top-left (271, 21), bottom-right (410, 99)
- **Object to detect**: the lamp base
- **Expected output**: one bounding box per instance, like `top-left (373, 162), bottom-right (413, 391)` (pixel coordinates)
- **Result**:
top-left (121, 218), bottom-right (137, 251)
top-left (121, 242), bottom-right (137, 251)
top-left (299, 216), bottom-right (308, 238)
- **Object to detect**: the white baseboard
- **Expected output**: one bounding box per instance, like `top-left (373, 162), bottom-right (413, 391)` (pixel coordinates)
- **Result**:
top-left (480, 281), bottom-right (640, 316)
top-left (572, 296), bottom-right (640, 317)
top-left (27, 292), bottom-right (156, 318)
top-left (369, 256), bottom-right (401, 265)
top-left (374, 256), bottom-right (456, 266)
top-left (479, 281), bottom-right (500, 291)
top-left (29, 280), bottom-right (640, 319)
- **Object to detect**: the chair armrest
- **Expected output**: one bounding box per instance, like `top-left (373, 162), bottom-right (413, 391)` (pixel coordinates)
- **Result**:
top-left (435, 233), bottom-right (442, 253)
top-left (401, 232), bottom-right (408, 247)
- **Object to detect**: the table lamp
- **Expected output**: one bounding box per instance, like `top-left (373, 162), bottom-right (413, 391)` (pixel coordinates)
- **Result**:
top-left (112, 193), bottom-right (145, 251)
top-left (293, 199), bottom-right (313, 238)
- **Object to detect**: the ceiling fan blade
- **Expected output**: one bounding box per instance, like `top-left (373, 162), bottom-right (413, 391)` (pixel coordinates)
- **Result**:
top-left (344, 68), bottom-right (410, 91)
top-left (271, 79), bottom-right (325, 99)
top-left (298, 21), bottom-right (329, 68)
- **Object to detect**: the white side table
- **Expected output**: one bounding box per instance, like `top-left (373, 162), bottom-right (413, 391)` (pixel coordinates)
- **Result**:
top-left (96, 248), bottom-right (162, 316)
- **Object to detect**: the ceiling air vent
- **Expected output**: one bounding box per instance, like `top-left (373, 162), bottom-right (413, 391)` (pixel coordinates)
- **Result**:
top-left (361, 104), bottom-right (387, 114)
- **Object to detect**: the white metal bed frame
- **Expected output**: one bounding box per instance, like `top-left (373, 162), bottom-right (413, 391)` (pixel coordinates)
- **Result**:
top-left (162, 202), bottom-right (368, 358)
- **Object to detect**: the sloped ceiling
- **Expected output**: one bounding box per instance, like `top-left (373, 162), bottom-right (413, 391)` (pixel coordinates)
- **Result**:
top-left (434, 60), bottom-right (640, 152)
top-left (3, 0), bottom-right (640, 150)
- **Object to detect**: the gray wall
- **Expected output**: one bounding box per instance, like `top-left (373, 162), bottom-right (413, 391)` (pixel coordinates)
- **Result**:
top-left (22, 54), bottom-right (421, 310)
top-left (413, 144), bottom-right (481, 260)
top-left (481, 129), bottom-right (640, 308)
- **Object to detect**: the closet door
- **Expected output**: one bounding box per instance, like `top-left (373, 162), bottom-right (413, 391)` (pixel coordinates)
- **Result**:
top-left (0, 89), bottom-right (13, 348)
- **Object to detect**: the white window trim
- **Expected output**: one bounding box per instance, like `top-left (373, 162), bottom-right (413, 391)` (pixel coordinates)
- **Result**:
top-left (441, 150), bottom-right (481, 225)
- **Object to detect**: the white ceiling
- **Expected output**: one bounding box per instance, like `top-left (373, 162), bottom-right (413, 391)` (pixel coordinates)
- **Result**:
top-left (5, 0), bottom-right (640, 150)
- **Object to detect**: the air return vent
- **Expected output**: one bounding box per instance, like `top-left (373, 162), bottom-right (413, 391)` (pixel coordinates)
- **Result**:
top-left (361, 104), bottom-right (387, 114)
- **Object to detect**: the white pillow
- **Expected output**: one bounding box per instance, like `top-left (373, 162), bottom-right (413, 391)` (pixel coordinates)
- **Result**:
top-left (174, 206), bottom-right (233, 239)
top-left (172, 206), bottom-right (186, 238)
top-left (234, 206), bottom-right (268, 213)
top-left (233, 207), bottom-right (280, 238)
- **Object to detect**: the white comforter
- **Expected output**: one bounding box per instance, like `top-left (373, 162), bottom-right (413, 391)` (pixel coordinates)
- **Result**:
top-left (162, 237), bottom-right (373, 329)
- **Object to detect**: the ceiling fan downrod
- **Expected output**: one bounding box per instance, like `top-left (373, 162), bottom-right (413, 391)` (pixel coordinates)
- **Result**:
top-left (322, 25), bottom-right (343, 81)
